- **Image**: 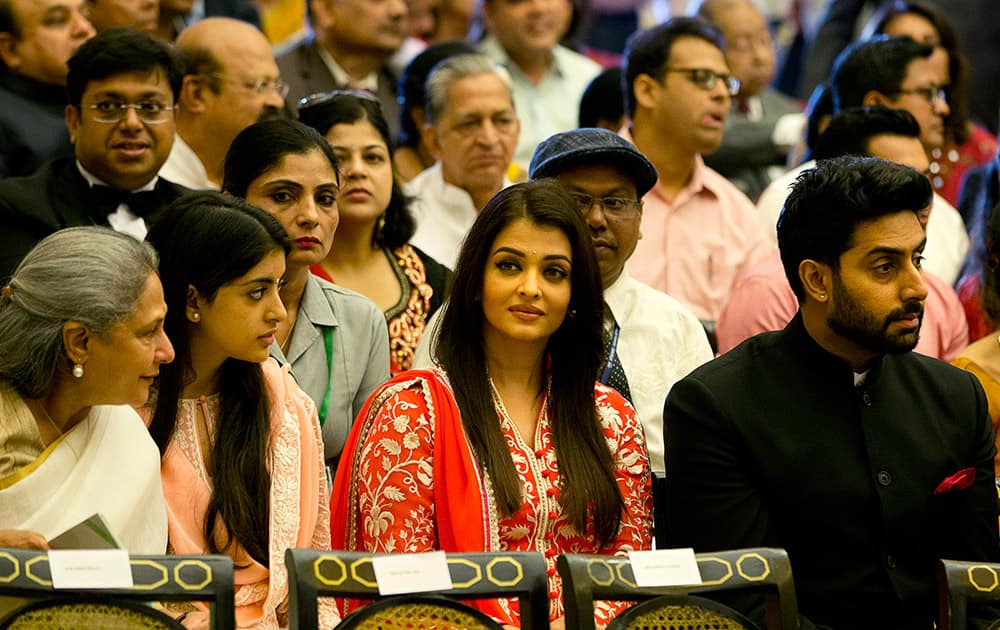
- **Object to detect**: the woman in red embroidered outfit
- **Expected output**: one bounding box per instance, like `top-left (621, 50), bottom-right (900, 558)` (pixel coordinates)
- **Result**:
top-left (330, 181), bottom-right (653, 628)
top-left (298, 91), bottom-right (451, 374)
top-left (144, 194), bottom-right (337, 629)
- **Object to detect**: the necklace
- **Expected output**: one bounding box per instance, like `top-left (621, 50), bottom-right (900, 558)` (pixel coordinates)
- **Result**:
top-left (32, 399), bottom-right (65, 444)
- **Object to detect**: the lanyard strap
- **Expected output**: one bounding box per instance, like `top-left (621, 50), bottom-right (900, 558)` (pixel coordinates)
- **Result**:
top-left (318, 326), bottom-right (333, 425)
top-left (600, 322), bottom-right (621, 385)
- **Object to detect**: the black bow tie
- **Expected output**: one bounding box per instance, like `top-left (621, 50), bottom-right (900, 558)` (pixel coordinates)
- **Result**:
top-left (88, 184), bottom-right (164, 219)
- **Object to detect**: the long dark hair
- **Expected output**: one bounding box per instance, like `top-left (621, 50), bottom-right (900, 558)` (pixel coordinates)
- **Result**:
top-left (297, 91), bottom-right (414, 249)
top-left (145, 191), bottom-right (291, 567)
top-left (435, 180), bottom-right (623, 545)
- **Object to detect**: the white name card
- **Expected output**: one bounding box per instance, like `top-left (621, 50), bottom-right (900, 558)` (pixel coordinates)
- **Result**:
top-left (49, 549), bottom-right (134, 589)
top-left (628, 548), bottom-right (703, 587)
top-left (371, 551), bottom-right (453, 596)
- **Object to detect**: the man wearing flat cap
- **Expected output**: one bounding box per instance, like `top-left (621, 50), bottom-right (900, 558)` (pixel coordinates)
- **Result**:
top-left (529, 128), bottom-right (712, 474)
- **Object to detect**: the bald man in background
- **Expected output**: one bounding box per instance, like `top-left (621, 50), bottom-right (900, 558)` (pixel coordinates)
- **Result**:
top-left (159, 17), bottom-right (285, 190)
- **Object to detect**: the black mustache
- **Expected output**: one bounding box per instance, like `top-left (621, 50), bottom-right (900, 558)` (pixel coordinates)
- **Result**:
top-left (888, 302), bottom-right (924, 320)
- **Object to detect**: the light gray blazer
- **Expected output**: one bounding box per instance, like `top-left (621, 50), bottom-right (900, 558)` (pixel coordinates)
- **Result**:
top-left (271, 275), bottom-right (390, 461)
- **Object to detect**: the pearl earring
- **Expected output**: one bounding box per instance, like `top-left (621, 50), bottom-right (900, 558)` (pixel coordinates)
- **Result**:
top-left (191, 313), bottom-right (200, 322)
top-left (72, 363), bottom-right (84, 378)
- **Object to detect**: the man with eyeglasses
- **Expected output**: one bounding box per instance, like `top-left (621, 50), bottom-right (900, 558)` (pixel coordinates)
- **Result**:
top-left (622, 17), bottom-right (767, 345)
top-left (718, 106), bottom-right (968, 361)
top-left (529, 128), bottom-right (712, 474)
top-left (159, 17), bottom-right (285, 190)
top-left (0, 0), bottom-right (95, 177)
top-left (693, 0), bottom-right (805, 203)
top-left (757, 36), bottom-right (968, 287)
top-left (0, 27), bottom-right (187, 280)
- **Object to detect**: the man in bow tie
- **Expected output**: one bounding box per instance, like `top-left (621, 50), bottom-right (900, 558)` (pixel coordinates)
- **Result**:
top-left (662, 156), bottom-right (1000, 628)
top-left (0, 27), bottom-right (188, 280)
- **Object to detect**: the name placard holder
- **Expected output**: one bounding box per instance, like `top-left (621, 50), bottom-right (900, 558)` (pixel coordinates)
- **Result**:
top-left (49, 549), bottom-right (134, 589)
top-left (372, 550), bottom-right (453, 596)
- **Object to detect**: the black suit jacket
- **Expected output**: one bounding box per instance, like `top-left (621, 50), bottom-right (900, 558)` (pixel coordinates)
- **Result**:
top-left (664, 314), bottom-right (1000, 629)
top-left (276, 39), bottom-right (400, 138)
top-left (0, 158), bottom-right (188, 280)
top-left (204, 0), bottom-right (260, 26)
top-left (0, 73), bottom-right (73, 178)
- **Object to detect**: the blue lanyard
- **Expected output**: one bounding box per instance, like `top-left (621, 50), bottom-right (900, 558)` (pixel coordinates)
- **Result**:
top-left (600, 323), bottom-right (621, 385)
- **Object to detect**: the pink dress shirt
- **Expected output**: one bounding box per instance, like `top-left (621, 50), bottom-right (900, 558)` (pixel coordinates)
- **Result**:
top-left (716, 251), bottom-right (969, 361)
top-left (621, 132), bottom-right (767, 321)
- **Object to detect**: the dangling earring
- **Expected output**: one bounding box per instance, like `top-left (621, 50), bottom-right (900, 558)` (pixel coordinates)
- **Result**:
top-left (375, 214), bottom-right (386, 244)
top-left (72, 363), bottom-right (84, 378)
top-left (568, 309), bottom-right (577, 318)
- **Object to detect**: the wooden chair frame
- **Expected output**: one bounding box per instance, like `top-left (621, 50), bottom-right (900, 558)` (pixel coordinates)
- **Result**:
top-left (558, 547), bottom-right (798, 630)
top-left (0, 547), bottom-right (235, 630)
top-left (937, 558), bottom-right (1000, 629)
top-left (285, 548), bottom-right (549, 630)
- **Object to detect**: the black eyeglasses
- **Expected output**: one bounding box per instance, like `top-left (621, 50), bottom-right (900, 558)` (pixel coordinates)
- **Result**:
top-left (569, 192), bottom-right (641, 217)
top-left (297, 89), bottom-right (382, 112)
top-left (85, 100), bottom-right (175, 124)
top-left (663, 67), bottom-right (740, 96)
top-left (896, 86), bottom-right (948, 105)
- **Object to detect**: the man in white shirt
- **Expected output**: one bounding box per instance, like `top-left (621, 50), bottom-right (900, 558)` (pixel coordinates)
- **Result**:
top-left (529, 128), bottom-right (713, 472)
top-left (477, 0), bottom-right (601, 166)
top-left (159, 18), bottom-right (284, 190)
top-left (407, 54), bottom-right (519, 269)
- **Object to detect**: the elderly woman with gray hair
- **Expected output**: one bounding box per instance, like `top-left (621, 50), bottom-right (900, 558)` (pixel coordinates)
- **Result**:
top-left (0, 227), bottom-right (175, 552)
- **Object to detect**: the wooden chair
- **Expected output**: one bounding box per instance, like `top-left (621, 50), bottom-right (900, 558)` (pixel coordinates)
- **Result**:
top-left (936, 558), bottom-right (1000, 629)
top-left (284, 548), bottom-right (549, 630)
top-left (0, 548), bottom-right (235, 630)
top-left (558, 547), bottom-right (798, 630)
top-left (608, 593), bottom-right (760, 629)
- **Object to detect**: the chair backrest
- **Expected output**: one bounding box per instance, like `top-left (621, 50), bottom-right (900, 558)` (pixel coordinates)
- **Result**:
top-left (607, 593), bottom-right (761, 630)
top-left (558, 547), bottom-right (798, 630)
top-left (285, 548), bottom-right (548, 630)
top-left (0, 547), bottom-right (235, 630)
top-left (336, 594), bottom-right (505, 629)
top-left (936, 558), bottom-right (1000, 629)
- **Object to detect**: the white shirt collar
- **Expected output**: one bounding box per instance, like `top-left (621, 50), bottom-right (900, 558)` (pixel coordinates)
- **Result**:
top-left (316, 44), bottom-right (379, 92)
top-left (76, 161), bottom-right (157, 192)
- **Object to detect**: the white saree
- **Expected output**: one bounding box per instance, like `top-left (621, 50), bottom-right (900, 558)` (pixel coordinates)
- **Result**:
top-left (0, 399), bottom-right (167, 554)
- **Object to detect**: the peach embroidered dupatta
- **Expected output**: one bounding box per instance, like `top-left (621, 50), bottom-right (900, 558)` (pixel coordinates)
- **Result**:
top-left (157, 360), bottom-right (337, 629)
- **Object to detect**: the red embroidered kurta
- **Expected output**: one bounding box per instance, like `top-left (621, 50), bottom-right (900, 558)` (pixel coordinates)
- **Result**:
top-left (332, 369), bottom-right (653, 625)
